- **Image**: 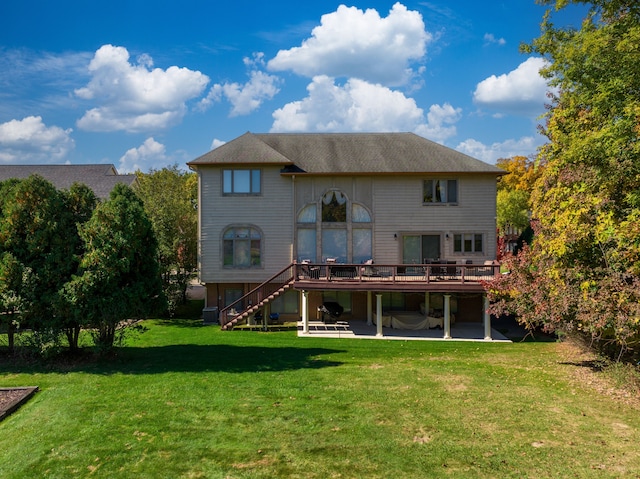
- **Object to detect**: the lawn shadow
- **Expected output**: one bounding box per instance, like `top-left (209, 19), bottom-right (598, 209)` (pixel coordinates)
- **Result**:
top-left (0, 344), bottom-right (346, 375)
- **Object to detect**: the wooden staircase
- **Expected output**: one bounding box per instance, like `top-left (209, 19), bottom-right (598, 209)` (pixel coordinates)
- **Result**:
top-left (219, 263), bottom-right (296, 330)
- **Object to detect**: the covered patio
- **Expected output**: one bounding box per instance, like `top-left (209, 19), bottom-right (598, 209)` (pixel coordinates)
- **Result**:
top-left (297, 320), bottom-right (510, 342)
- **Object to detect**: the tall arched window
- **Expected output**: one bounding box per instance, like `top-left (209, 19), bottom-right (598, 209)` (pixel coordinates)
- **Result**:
top-left (296, 190), bottom-right (372, 263)
top-left (223, 226), bottom-right (262, 267)
top-left (322, 190), bottom-right (347, 222)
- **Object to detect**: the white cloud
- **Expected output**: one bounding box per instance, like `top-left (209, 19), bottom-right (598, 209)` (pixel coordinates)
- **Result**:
top-left (270, 75), bottom-right (460, 143)
top-left (75, 45), bottom-right (209, 133)
top-left (483, 33), bottom-right (506, 46)
top-left (211, 139), bottom-right (226, 150)
top-left (415, 103), bottom-right (462, 144)
top-left (268, 3), bottom-right (431, 86)
top-left (199, 54), bottom-right (281, 116)
top-left (473, 57), bottom-right (552, 117)
top-left (118, 137), bottom-right (169, 173)
top-left (0, 116), bottom-right (74, 163)
top-left (455, 136), bottom-right (541, 164)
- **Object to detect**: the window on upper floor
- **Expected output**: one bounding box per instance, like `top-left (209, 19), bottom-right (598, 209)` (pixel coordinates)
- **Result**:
top-left (223, 169), bottom-right (261, 194)
top-left (423, 179), bottom-right (458, 204)
top-left (322, 190), bottom-right (347, 222)
top-left (453, 233), bottom-right (483, 254)
top-left (296, 192), bottom-right (372, 263)
top-left (223, 226), bottom-right (262, 267)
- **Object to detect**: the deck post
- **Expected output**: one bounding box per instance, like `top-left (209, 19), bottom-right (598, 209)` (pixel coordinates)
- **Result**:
top-left (443, 294), bottom-right (452, 339)
top-left (367, 291), bottom-right (373, 325)
top-left (376, 293), bottom-right (383, 337)
top-left (302, 290), bottom-right (309, 334)
top-left (424, 292), bottom-right (430, 317)
top-left (483, 294), bottom-right (492, 340)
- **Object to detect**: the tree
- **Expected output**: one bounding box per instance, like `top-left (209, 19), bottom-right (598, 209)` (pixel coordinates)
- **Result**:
top-left (135, 165), bottom-right (197, 311)
top-left (497, 189), bottom-right (530, 233)
top-left (0, 177), bottom-right (97, 352)
top-left (64, 184), bottom-right (165, 349)
top-left (496, 156), bottom-right (544, 195)
top-left (53, 184), bottom-right (97, 350)
top-left (490, 0), bottom-right (640, 360)
top-left (0, 253), bottom-right (29, 353)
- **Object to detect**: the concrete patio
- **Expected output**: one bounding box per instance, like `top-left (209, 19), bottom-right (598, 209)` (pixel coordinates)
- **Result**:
top-left (297, 320), bottom-right (511, 342)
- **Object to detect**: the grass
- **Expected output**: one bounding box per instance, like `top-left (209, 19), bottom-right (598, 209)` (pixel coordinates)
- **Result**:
top-left (0, 319), bottom-right (639, 478)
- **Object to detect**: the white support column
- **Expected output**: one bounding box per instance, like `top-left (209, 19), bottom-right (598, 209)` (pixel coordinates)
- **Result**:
top-left (367, 291), bottom-right (373, 325)
top-left (376, 293), bottom-right (383, 337)
top-left (483, 294), bottom-right (492, 341)
top-left (443, 294), bottom-right (452, 339)
top-left (302, 290), bottom-right (309, 334)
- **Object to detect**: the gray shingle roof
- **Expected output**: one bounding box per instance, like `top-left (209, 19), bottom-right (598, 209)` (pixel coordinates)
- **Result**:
top-left (188, 132), bottom-right (504, 175)
top-left (0, 164), bottom-right (137, 199)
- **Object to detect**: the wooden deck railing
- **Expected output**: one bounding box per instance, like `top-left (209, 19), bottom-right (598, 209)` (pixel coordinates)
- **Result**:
top-left (294, 261), bottom-right (500, 283)
top-left (218, 261), bottom-right (500, 329)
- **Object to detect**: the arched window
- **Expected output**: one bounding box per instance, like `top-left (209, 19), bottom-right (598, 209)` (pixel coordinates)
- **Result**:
top-left (322, 190), bottom-right (347, 222)
top-left (296, 192), bottom-right (373, 263)
top-left (223, 226), bottom-right (262, 267)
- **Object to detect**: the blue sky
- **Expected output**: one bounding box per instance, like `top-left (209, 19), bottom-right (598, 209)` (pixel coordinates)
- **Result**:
top-left (0, 1), bottom-right (587, 172)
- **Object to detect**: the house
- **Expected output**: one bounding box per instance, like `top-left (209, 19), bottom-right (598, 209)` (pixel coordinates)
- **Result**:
top-left (0, 164), bottom-right (136, 199)
top-left (187, 132), bottom-right (505, 339)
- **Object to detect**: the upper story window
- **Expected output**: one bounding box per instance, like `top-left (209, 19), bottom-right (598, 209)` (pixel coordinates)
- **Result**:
top-left (322, 190), bottom-right (347, 222)
top-left (454, 233), bottom-right (483, 254)
top-left (297, 204), bottom-right (317, 223)
top-left (223, 169), bottom-right (261, 194)
top-left (352, 203), bottom-right (371, 222)
top-left (223, 226), bottom-right (262, 267)
top-left (423, 179), bottom-right (457, 204)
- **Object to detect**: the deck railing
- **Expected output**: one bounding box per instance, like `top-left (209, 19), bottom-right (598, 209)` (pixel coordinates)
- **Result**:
top-left (294, 261), bottom-right (500, 283)
top-left (218, 261), bottom-right (500, 329)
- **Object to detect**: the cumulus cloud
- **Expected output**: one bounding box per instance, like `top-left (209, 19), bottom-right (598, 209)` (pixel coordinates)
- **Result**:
top-left (270, 75), bottom-right (460, 143)
top-left (473, 57), bottom-right (552, 117)
top-left (455, 136), bottom-right (541, 164)
top-left (0, 116), bottom-right (74, 163)
top-left (199, 53), bottom-right (281, 116)
top-left (415, 103), bottom-right (462, 144)
top-left (118, 137), bottom-right (169, 173)
top-left (268, 3), bottom-right (431, 86)
top-left (75, 45), bottom-right (209, 133)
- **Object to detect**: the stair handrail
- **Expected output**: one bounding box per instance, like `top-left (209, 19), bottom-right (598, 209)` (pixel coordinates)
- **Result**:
top-left (219, 262), bottom-right (297, 328)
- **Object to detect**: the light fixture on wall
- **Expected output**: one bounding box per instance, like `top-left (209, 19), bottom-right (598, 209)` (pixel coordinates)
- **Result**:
top-left (445, 233), bottom-right (450, 239)
top-left (394, 233), bottom-right (398, 239)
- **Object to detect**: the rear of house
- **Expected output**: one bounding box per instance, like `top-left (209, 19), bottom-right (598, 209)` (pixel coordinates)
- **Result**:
top-left (188, 132), bottom-right (503, 335)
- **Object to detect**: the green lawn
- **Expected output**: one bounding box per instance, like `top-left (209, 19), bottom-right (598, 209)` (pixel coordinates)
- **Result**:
top-left (0, 320), bottom-right (638, 478)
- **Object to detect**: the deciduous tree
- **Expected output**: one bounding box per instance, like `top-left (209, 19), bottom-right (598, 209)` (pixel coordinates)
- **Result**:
top-left (490, 0), bottom-right (640, 360)
top-left (135, 165), bottom-right (197, 312)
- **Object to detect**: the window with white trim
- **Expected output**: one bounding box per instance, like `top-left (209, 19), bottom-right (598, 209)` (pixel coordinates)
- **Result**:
top-left (453, 233), bottom-right (483, 253)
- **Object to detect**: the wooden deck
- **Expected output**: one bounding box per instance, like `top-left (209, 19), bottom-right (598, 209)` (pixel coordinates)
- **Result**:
top-left (292, 262), bottom-right (499, 293)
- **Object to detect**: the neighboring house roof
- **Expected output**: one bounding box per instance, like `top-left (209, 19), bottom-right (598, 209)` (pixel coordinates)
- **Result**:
top-left (188, 132), bottom-right (505, 175)
top-left (0, 164), bottom-right (137, 199)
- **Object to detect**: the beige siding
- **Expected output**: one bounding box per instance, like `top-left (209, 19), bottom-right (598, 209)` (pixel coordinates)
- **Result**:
top-left (198, 166), bottom-right (294, 284)
top-left (197, 169), bottom-right (498, 285)
top-left (371, 175), bottom-right (497, 263)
